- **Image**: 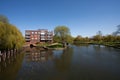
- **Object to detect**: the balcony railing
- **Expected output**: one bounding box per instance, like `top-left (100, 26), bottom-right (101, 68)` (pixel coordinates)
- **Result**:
top-left (25, 36), bottom-right (30, 39)
top-left (25, 32), bottom-right (30, 35)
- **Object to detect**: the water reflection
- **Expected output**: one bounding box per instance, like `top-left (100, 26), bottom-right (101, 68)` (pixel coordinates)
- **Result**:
top-left (0, 53), bottom-right (24, 80)
top-left (72, 44), bottom-right (120, 80)
top-left (53, 47), bottom-right (73, 72)
top-left (16, 47), bottom-right (74, 80)
top-left (25, 48), bottom-right (53, 62)
top-left (0, 45), bottom-right (120, 80)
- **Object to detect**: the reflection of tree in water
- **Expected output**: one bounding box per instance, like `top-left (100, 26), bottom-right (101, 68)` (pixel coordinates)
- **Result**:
top-left (54, 47), bottom-right (73, 72)
top-left (26, 47), bottom-right (53, 62)
top-left (93, 45), bottom-right (101, 53)
top-left (0, 53), bottom-right (24, 80)
top-left (74, 44), bottom-right (89, 47)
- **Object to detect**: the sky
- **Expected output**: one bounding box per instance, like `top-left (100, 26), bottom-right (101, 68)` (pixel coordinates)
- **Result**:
top-left (0, 0), bottom-right (120, 37)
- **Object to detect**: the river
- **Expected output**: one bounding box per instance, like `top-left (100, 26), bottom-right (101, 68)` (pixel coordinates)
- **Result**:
top-left (0, 45), bottom-right (120, 80)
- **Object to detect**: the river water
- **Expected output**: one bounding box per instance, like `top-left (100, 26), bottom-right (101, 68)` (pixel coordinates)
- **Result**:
top-left (0, 45), bottom-right (120, 80)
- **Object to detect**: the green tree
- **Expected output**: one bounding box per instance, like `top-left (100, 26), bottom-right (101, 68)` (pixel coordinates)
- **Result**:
top-left (54, 26), bottom-right (71, 42)
top-left (74, 35), bottom-right (82, 41)
top-left (92, 31), bottom-right (103, 42)
top-left (102, 35), bottom-right (114, 42)
top-left (65, 35), bottom-right (74, 43)
top-left (0, 22), bottom-right (25, 51)
top-left (73, 35), bottom-right (90, 43)
top-left (53, 36), bottom-right (61, 43)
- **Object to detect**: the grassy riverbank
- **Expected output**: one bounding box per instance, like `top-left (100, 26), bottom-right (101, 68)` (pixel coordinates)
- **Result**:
top-left (36, 43), bottom-right (65, 50)
top-left (74, 41), bottom-right (120, 49)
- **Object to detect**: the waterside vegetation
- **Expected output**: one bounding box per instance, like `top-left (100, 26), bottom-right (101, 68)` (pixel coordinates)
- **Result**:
top-left (0, 15), bottom-right (25, 53)
top-left (0, 15), bottom-right (120, 50)
top-left (73, 32), bottom-right (120, 49)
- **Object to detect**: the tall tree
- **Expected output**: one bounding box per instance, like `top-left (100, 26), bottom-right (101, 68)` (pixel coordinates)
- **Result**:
top-left (54, 26), bottom-right (71, 42)
top-left (97, 30), bottom-right (102, 36)
top-left (113, 25), bottom-right (120, 36)
top-left (93, 30), bottom-right (103, 42)
top-left (0, 22), bottom-right (25, 51)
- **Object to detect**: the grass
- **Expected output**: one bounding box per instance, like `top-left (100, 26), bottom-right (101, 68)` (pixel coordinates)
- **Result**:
top-left (36, 42), bottom-right (63, 48)
top-left (74, 41), bottom-right (120, 49)
top-left (47, 43), bottom-right (63, 48)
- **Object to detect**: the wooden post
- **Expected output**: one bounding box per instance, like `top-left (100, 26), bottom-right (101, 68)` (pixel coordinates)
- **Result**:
top-left (10, 50), bottom-right (13, 57)
top-left (0, 51), bottom-right (1, 62)
top-left (3, 51), bottom-right (6, 61)
top-left (7, 50), bottom-right (10, 59)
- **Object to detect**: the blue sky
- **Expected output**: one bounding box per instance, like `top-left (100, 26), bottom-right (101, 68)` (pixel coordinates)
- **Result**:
top-left (0, 0), bottom-right (120, 37)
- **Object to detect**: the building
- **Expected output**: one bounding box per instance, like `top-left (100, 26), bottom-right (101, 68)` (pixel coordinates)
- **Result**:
top-left (25, 29), bottom-right (53, 44)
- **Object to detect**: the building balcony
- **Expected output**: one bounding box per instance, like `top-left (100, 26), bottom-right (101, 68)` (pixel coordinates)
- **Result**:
top-left (25, 36), bottom-right (30, 39)
top-left (25, 34), bottom-right (30, 36)
top-left (25, 39), bottom-right (30, 42)
top-left (40, 38), bottom-right (45, 40)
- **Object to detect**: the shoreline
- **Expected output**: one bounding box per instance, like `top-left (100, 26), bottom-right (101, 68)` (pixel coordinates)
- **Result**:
top-left (74, 42), bottom-right (120, 49)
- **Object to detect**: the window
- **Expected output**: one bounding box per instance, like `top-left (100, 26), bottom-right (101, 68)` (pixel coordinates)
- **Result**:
top-left (25, 32), bottom-right (30, 35)
top-left (35, 32), bottom-right (37, 34)
top-left (48, 32), bottom-right (51, 35)
top-left (41, 32), bottom-right (45, 36)
top-left (25, 36), bottom-right (30, 39)
top-left (41, 36), bottom-right (45, 40)
top-left (32, 32), bottom-right (34, 34)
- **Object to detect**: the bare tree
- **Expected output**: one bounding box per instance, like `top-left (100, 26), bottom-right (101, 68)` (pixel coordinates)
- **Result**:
top-left (113, 25), bottom-right (120, 36)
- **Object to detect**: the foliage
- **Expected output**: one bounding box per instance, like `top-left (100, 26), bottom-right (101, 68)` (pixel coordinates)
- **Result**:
top-left (73, 35), bottom-right (90, 43)
top-left (53, 36), bottom-right (61, 43)
top-left (0, 22), bottom-right (25, 50)
top-left (102, 35), bottom-right (120, 42)
top-left (47, 43), bottom-right (63, 48)
top-left (65, 35), bottom-right (74, 43)
top-left (54, 26), bottom-right (71, 42)
top-left (92, 35), bottom-right (102, 42)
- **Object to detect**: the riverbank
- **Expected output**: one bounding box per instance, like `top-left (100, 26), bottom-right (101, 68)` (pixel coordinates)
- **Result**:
top-left (35, 43), bottom-right (66, 50)
top-left (102, 42), bottom-right (120, 49)
top-left (74, 42), bottom-right (120, 49)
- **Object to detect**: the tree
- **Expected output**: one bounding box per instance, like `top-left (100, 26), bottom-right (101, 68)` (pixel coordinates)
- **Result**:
top-left (102, 35), bottom-right (114, 42)
top-left (53, 36), bottom-right (61, 43)
top-left (113, 25), bottom-right (120, 36)
top-left (74, 35), bottom-right (90, 44)
top-left (93, 31), bottom-right (103, 42)
top-left (65, 35), bottom-right (74, 43)
top-left (74, 35), bottom-right (82, 41)
top-left (0, 14), bottom-right (9, 23)
top-left (54, 26), bottom-right (71, 42)
top-left (97, 30), bottom-right (102, 36)
top-left (0, 22), bottom-right (25, 51)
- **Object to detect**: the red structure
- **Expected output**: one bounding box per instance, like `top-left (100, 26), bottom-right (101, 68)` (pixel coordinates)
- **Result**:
top-left (25, 29), bottom-right (53, 44)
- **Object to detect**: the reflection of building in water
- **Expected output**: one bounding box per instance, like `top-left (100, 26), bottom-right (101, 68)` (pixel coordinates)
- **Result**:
top-left (26, 50), bottom-right (53, 62)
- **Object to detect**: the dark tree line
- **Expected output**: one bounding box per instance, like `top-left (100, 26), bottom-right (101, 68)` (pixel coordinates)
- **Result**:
top-left (73, 26), bottom-right (120, 48)
top-left (53, 25), bottom-right (120, 48)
